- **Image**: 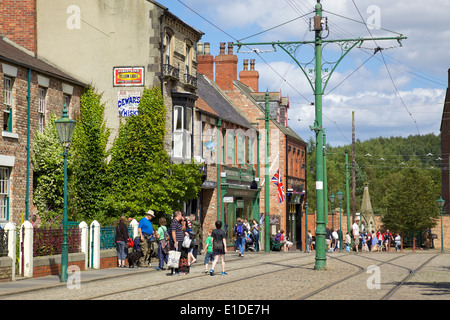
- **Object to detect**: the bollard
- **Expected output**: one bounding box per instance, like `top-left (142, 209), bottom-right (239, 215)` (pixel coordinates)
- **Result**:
top-left (4, 222), bottom-right (16, 281)
top-left (78, 221), bottom-right (89, 270)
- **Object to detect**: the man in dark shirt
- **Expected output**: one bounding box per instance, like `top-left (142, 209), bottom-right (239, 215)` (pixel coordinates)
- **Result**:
top-left (210, 220), bottom-right (227, 276)
top-left (169, 211), bottom-right (185, 275)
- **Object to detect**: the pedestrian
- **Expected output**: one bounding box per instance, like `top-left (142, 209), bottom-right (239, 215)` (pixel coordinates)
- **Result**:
top-left (395, 233), bottom-right (401, 251)
top-left (366, 231), bottom-right (372, 252)
top-left (332, 229), bottom-right (339, 251)
top-left (251, 219), bottom-right (260, 252)
top-left (156, 217), bottom-right (169, 271)
top-left (352, 220), bottom-right (360, 252)
top-left (179, 215), bottom-right (190, 274)
top-left (377, 230), bottom-right (384, 252)
top-left (279, 230), bottom-right (287, 251)
top-left (210, 220), bottom-right (227, 276)
top-left (371, 230), bottom-right (378, 251)
top-left (325, 227), bottom-right (332, 252)
top-left (384, 229), bottom-right (393, 252)
top-left (307, 230), bottom-right (313, 252)
top-left (115, 216), bottom-right (129, 268)
top-left (169, 211), bottom-right (185, 276)
top-left (138, 209), bottom-right (155, 267)
top-left (345, 232), bottom-right (351, 251)
top-left (190, 213), bottom-right (201, 259)
top-left (234, 218), bottom-right (247, 257)
top-left (202, 230), bottom-right (213, 273)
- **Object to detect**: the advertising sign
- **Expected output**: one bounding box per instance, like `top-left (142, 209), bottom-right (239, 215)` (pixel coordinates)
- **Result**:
top-left (118, 91), bottom-right (141, 117)
top-left (113, 67), bottom-right (144, 86)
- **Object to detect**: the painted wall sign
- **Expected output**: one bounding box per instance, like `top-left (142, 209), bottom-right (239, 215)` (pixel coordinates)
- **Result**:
top-left (113, 67), bottom-right (144, 86)
top-left (118, 91), bottom-right (141, 117)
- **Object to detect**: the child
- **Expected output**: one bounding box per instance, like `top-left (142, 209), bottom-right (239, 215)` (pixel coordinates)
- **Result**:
top-left (210, 220), bottom-right (227, 276)
top-left (202, 230), bottom-right (213, 273)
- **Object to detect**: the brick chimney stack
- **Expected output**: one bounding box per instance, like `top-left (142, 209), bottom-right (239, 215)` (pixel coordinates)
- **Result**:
top-left (214, 42), bottom-right (238, 91)
top-left (239, 59), bottom-right (259, 92)
top-left (197, 42), bottom-right (214, 81)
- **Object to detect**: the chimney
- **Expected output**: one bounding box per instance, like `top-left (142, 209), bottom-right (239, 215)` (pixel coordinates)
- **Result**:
top-left (239, 59), bottom-right (259, 92)
top-left (197, 42), bottom-right (214, 81)
top-left (214, 42), bottom-right (238, 91)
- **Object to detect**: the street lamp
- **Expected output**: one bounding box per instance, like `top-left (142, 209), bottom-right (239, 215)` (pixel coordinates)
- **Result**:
top-left (336, 189), bottom-right (343, 252)
top-left (437, 196), bottom-right (445, 253)
top-left (304, 201), bottom-right (309, 253)
top-left (54, 103), bottom-right (76, 283)
top-left (329, 193), bottom-right (335, 230)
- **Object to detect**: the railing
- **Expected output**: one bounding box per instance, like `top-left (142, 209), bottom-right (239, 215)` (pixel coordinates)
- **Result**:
top-left (0, 228), bottom-right (8, 257)
top-left (163, 64), bottom-right (180, 80)
top-left (100, 225), bottom-right (134, 250)
top-left (185, 73), bottom-right (198, 87)
top-left (33, 227), bottom-right (81, 257)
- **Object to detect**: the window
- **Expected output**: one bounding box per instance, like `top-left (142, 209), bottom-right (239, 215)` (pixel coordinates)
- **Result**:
top-left (165, 34), bottom-right (172, 65)
top-left (237, 133), bottom-right (245, 164)
top-left (173, 105), bottom-right (193, 159)
top-left (38, 87), bottom-right (46, 133)
top-left (247, 136), bottom-right (254, 165)
top-left (226, 130), bottom-right (235, 165)
top-left (3, 77), bottom-right (13, 132)
top-left (185, 44), bottom-right (191, 81)
top-left (0, 167), bottom-right (10, 222)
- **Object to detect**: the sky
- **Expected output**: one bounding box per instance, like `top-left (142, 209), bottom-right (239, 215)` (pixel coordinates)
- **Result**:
top-left (158, 0), bottom-right (449, 147)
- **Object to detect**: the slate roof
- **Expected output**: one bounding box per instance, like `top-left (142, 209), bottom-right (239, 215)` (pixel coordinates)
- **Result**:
top-left (197, 74), bottom-right (252, 129)
top-left (0, 38), bottom-right (86, 86)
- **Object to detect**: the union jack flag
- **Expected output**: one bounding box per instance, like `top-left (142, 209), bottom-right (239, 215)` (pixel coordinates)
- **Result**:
top-left (271, 169), bottom-right (285, 203)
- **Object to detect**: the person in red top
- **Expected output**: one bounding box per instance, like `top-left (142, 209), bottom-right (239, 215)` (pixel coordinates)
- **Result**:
top-left (279, 230), bottom-right (287, 252)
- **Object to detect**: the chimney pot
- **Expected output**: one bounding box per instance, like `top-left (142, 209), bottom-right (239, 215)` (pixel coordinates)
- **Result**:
top-left (243, 59), bottom-right (249, 71)
top-left (220, 42), bottom-right (226, 55)
top-left (250, 59), bottom-right (255, 71)
top-left (197, 42), bottom-right (204, 55)
top-left (204, 42), bottom-right (210, 55)
top-left (228, 42), bottom-right (234, 55)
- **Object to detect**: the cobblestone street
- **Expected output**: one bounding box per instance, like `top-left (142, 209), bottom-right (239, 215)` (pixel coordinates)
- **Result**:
top-left (0, 250), bottom-right (448, 302)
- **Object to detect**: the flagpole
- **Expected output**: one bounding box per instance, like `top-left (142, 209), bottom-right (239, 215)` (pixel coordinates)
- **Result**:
top-left (264, 90), bottom-right (270, 252)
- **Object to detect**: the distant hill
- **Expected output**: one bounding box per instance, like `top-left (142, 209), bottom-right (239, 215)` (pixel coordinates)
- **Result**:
top-left (306, 133), bottom-right (441, 215)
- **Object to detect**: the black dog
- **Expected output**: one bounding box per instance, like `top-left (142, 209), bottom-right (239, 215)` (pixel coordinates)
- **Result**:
top-left (127, 249), bottom-right (143, 268)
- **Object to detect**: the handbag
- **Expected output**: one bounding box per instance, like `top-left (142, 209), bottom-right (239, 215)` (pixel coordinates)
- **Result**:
top-left (127, 237), bottom-right (134, 248)
top-left (182, 235), bottom-right (192, 248)
top-left (168, 250), bottom-right (181, 268)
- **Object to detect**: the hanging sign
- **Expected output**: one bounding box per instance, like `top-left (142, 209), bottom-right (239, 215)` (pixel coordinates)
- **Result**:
top-left (113, 67), bottom-right (144, 86)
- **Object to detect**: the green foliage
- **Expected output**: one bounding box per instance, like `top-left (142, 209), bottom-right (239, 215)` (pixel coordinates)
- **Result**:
top-left (70, 87), bottom-right (110, 222)
top-left (31, 113), bottom-right (66, 225)
top-left (383, 168), bottom-right (440, 234)
top-left (306, 133), bottom-right (441, 223)
top-left (104, 86), bottom-right (202, 221)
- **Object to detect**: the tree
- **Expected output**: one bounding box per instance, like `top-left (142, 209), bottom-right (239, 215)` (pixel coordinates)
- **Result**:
top-left (70, 87), bottom-right (110, 222)
top-left (103, 86), bottom-right (202, 222)
top-left (32, 114), bottom-right (66, 226)
top-left (383, 168), bottom-right (440, 250)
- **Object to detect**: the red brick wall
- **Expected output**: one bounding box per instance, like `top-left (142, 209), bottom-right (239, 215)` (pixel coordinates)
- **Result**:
top-left (0, 0), bottom-right (37, 53)
top-left (0, 61), bottom-right (82, 224)
top-left (214, 43), bottom-right (238, 91)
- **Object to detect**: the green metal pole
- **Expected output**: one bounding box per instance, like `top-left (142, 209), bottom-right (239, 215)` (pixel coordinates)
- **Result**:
top-left (265, 90), bottom-right (270, 252)
top-left (345, 150), bottom-right (351, 233)
top-left (323, 131), bottom-right (328, 227)
top-left (304, 202), bottom-right (309, 252)
top-left (26, 68), bottom-right (31, 221)
top-left (313, 0), bottom-right (326, 270)
top-left (61, 148), bottom-right (69, 283)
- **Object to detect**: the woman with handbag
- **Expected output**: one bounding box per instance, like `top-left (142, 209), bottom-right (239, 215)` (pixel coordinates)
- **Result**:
top-left (115, 216), bottom-right (130, 268)
top-left (156, 217), bottom-right (169, 271)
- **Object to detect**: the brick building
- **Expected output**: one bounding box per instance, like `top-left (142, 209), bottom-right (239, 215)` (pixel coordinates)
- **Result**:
top-left (0, 37), bottom-right (84, 226)
top-left (197, 42), bottom-right (307, 249)
top-left (438, 68), bottom-right (450, 250)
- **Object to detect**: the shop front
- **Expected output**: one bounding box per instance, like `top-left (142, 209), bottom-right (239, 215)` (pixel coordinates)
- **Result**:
top-left (220, 167), bottom-right (260, 245)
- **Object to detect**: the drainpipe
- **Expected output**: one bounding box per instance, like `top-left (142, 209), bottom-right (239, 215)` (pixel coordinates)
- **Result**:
top-left (25, 68), bottom-right (31, 221)
top-left (216, 118), bottom-right (222, 221)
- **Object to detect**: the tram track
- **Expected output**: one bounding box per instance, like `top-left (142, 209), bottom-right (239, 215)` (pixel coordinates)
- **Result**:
top-left (83, 253), bottom-right (313, 300)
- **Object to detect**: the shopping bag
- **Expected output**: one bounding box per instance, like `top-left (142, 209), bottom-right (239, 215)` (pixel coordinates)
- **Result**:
top-left (167, 250), bottom-right (181, 268)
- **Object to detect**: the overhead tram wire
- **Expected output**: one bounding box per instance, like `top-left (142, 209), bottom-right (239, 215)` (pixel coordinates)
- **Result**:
top-left (351, 0), bottom-right (420, 135)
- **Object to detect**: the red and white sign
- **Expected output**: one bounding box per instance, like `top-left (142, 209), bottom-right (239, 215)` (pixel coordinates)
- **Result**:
top-left (113, 67), bottom-right (144, 86)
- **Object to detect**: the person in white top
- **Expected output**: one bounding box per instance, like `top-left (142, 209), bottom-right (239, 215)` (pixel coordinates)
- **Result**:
top-left (352, 220), bottom-right (360, 252)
